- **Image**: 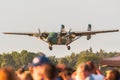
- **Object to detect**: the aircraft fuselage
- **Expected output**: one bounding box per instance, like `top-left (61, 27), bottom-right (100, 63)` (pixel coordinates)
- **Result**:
top-left (47, 32), bottom-right (70, 45)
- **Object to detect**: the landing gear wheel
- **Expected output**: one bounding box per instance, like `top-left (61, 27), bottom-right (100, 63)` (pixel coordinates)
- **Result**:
top-left (49, 46), bottom-right (53, 50)
top-left (67, 46), bottom-right (70, 50)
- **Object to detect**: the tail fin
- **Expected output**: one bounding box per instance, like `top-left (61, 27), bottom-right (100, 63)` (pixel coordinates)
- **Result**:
top-left (87, 24), bottom-right (92, 40)
top-left (60, 24), bottom-right (66, 33)
top-left (88, 24), bottom-right (92, 31)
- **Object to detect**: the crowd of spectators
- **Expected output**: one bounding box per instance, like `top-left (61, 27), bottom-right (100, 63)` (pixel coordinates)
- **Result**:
top-left (0, 55), bottom-right (119, 80)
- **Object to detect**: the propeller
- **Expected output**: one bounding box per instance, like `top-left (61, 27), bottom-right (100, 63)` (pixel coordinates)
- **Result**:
top-left (68, 28), bottom-right (72, 35)
top-left (38, 28), bottom-right (42, 39)
top-left (65, 28), bottom-right (72, 37)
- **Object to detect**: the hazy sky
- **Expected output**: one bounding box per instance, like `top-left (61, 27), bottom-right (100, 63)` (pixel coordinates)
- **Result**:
top-left (0, 0), bottom-right (120, 57)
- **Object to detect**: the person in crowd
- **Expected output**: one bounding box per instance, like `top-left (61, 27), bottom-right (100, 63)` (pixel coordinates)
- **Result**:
top-left (29, 55), bottom-right (51, 80)
top-left (42, 63), bottom-right (57, 80)
top-left (71, 70), bottom-right (77, 80)
top-left (57, 67), bottom-right (74, 80)
top-left (75, 62), bottom-right (94, 80)
top-left (17, 67), bottom-right (25, 80)
top-left (86, 61), bottom-right (104, 80)
top-left (19, 71), bottom-right (33, 80)
top-left (56, 64), bottom-right (66, 71)
top-left (0, 67), bottom-right (19, 80)
top-left (17, 67), bottom-right (33, 80)
top-left (86, 61), bottom-right (102, 75)
top-left (104, 69), bottom-right (120, 80)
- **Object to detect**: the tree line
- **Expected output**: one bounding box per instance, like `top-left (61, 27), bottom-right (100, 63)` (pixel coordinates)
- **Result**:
top-left (0, 48), bottom-right (120, 70)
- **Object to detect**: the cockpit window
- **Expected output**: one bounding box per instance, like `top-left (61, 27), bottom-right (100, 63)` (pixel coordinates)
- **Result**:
top-left (48, 32), bottom-right (58, 37)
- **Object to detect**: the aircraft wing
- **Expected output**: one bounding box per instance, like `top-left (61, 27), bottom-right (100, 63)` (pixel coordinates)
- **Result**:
top-left (3, 32), bottom-right (49, 38)
top-left (3, 32), bottom-right (39, 37)
top-left (72, 29), bottom-right (119, 36)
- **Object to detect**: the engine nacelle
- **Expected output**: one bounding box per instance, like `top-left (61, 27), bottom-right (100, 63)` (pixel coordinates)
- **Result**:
top-left (70, 34), bottom-right (76, 38)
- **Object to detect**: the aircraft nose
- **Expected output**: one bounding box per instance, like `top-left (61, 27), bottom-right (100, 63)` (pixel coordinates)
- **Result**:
top-left (47, 37), bottom-right (52, 42)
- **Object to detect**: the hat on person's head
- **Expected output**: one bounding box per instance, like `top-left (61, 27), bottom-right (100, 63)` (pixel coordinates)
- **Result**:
top-left (31, 55), bottom-right (50, 67)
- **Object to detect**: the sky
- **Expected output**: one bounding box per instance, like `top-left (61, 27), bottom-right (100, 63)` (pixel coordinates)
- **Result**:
top-left (0, 0), bottom-right (120, 57)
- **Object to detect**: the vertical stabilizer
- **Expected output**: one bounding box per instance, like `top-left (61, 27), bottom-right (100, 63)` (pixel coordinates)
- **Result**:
top-left (88, 24), bottom-right (92, 31)
top-left (87, 24), bottom-right (92, 40)
top-left (60, 24), bottom-right (66, 33)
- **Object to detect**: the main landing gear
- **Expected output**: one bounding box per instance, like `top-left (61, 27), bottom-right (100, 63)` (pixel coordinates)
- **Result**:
top-left (48, 44), bottom-right (71, 50)
top-left (67, 45), bottom-right (71, 50)
top-left (49, 46), bottom-right (53, 50)
top-left (49, 44), bottom-right (53, 50)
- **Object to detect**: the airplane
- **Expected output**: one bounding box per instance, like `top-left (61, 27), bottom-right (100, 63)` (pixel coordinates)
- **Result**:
top-left (3, 24), bottom-right (119, 50)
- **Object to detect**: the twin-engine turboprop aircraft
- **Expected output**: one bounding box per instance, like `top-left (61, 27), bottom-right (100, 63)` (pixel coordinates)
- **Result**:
top-left (3, 24), bottom-right (119, 50)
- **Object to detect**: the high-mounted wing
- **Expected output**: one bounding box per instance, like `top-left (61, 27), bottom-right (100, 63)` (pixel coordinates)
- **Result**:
top-left (3, 32), bottom-right (39, 37)
top-left (71, 29), bottom-right (119, 40)
top-left (72, 29), bottom-right (119, 36)
top-left (72, 24), bottom-right (119, 36)
top-left (3, 32), bottom-right (49, 39)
